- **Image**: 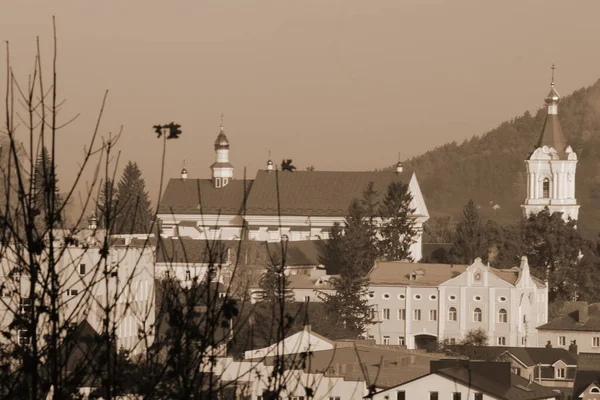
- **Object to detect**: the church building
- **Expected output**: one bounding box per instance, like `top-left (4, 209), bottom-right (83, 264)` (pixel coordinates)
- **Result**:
top-left (157, 120), bottom-right (430, 261)
top-left (522, 65), bottom-right (579, 221)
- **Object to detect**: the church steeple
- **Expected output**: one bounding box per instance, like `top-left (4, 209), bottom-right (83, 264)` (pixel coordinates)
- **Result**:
top-left (210, 114), bottom-right (233, 188)
top-left (522, 65), bottom-right (579, 222)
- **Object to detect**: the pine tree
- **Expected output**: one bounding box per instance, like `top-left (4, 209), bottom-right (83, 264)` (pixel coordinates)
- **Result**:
top-left (114, 162), bottom-right (152, 234)
top-left (378, 181), bottom-right (416, 261)
top-left (33, 146), bottom-right (63, 227)
top-left (97, 179), bottom-right (118, 230)
top-left (450, 199), bottom-right (485, 264)
top-left (258, 264), bottom-right (294, 303)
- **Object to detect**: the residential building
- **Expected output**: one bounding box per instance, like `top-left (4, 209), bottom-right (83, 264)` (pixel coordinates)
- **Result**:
top-left (157, 120), bottom-right (430, 261)
top-left (574, 355), bottom-right (600, 400)
top-left (537, 302), bottom-right (600, 354)
top-left (523, 65), bottom-right (579, 221)
top-left (371, 359), bottom-right (558, 400)
top-left (366, 256), bottom-right (548, 349)
top-left (455, 346), bottom-right (578, 396)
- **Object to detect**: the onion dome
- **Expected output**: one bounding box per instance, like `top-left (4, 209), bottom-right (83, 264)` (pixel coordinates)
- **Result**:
top-left (214, 125), bottom-right (230, 150)
top-left (545, 85), bottom-right (560, 104)
top-left (267, 159), bottom-right (274, 171)
top-left (396, 160), bottom-right (403, 173)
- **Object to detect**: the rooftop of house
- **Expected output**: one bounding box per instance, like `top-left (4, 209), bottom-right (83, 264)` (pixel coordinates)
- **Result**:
top-left (368, 260), bottom-right (545, 288)
top-left (573, 369), bottom-right (600, 400)
top-left (245, 169), bottom-right (416, 217)
top-left (155, 237), bottom-right (324, 267)
top-left (158, 178), bottom-right (253, 215)
top-left (457, 346), bottom-right (578, 367)
top-left (368, 261), bottom-right (467, 286)
top-left (537, 302), bottom-right (600, 332)
top-left (262, 343), bottom-right (439, 389)
top-left (286, 273), bottom-right (336, 290)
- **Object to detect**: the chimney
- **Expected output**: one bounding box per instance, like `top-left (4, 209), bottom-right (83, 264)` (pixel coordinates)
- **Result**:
top-left (569, 340), bottom-right (578, 355)
top-left (304, 324), bottom-right (312, 333)
top-left (575, 302), bottom-right (589, 324)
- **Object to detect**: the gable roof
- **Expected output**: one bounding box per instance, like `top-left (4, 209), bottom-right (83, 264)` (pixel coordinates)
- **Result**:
top-left (537, 303), bottom-right (600, 332)
top-left (158, 178), bottom-right (252, 215)
top-left (437, 366), bottom-right (558, 400)
top-left (245, 169), bottom-right (420, 217)
top-left (574, 370), bottom-right (600, 400)
top-left (368, 261), bottom-right (467, 286)
top-left (459, 346), bottom-right (577, 367)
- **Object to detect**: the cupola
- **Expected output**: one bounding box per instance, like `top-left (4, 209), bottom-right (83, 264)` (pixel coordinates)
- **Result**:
top-left (210, 114), bottom-right (234, 188)
top-left (266, 150), bottom-right (274, 171)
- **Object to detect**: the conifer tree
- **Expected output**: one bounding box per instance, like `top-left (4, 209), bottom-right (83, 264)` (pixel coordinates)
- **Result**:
top-left (33, 146), bottom-right (63, 227)
top-left (450, 199), bottom-right (485, 264)
top-left (97, 179), bottom-right (118, 230)
top-left (378, 181), bottom-right (416, 261)
top-left (114, 162), bottom-right (152, 234)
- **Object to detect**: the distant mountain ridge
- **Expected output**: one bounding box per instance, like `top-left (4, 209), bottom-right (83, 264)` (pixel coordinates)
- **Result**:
top-left (390, 79), bottom-right (600, 238)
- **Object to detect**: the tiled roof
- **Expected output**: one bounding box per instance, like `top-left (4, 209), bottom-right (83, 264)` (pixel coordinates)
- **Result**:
top-left (286, 274), bottom-right (336, 290)
top-left (438, 366), bottom-right (558, 400)
top-left (368, 261), bottom-right (467, 286)
top-left (537, 303), bottom-right (600, 332)
top-left (245, 169), bottom-right (414, 217)
top-left (158, 178), bottom-right (252, 215)
top-left (460, 346), bottom-right (578, 366)
top-left (537, 113), bottom-right (567, 158)
top-left (264, 344), bottom-right (437, 389)
top-left (573, 370), bottom-right (600, 400)
top-left (155, 238), bottom-right (324, 267)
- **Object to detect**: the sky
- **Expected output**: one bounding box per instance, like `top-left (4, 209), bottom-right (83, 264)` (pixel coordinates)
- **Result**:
top-left (1, 0), bottom-right (600, 206)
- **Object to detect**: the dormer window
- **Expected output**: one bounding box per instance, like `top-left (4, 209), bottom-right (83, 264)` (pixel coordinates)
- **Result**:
top-left (542, 178), bottom-right (550, 198)
top-left (590, 387), bottom-right (600, 394)
top-left (410, 273), bottom-right (417, 281)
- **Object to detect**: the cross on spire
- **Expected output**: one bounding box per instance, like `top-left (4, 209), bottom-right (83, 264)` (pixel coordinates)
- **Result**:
top-left (551, 63), bottom-right (556, 86)
top-left (220, 113), bottom-right (224, 131)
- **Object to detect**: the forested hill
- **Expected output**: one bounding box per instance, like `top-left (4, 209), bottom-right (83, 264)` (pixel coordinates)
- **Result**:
top-left (392, 79), bottom-right (600, 239)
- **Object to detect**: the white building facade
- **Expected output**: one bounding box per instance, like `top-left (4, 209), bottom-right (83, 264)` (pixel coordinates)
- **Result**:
top-left (366, 257), bottom-right (548, 350)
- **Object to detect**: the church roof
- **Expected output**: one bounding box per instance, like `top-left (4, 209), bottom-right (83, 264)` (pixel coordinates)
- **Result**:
top-left (245, 170), bottom-right (415, 217)
top-left (158, 178), bottom-right (253, 215)
top-left (537, 113), bottom-right (567, 157)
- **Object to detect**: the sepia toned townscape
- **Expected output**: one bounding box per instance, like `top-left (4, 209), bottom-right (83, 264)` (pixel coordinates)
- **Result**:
top-left (2, 2), bottom-right (600, 399)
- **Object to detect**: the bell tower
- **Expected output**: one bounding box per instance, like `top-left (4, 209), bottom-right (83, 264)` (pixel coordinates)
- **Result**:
top-left (522, 65), bottom-right (579, 221)
top-left (210, 114), bottom-right (234, 188)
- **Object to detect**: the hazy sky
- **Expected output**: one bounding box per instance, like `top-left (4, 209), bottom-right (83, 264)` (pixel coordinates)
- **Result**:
top-left (2, 1), bottom-right (600, 204)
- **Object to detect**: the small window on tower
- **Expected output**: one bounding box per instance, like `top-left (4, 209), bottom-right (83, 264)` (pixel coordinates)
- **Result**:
top-left (542, 178), bottom-right (550, 198)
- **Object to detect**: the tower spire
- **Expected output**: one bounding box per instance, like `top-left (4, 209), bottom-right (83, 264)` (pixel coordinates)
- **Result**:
top-left (551, 63), bottom-right (555, 86)
top-left (220, 112), bottom-right (224, 132)
top-left (211, 114), bottom-right (233, 187)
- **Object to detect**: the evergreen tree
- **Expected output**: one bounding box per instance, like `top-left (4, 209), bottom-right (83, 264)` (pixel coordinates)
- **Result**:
top-left (33, 146), bottom-right (63, 227)
top-left (450, 200), bottom-right (485, 264)
top-left (97, 179), bottom-right (118, 230)
top-left (324, 270), bottom-right (373, 337)
top-left (378, 181), bottom-right (416, 261)
top-left (259, 263), bottom-right (294, 303)
top-left (114, 162), bottom-right (152, 234)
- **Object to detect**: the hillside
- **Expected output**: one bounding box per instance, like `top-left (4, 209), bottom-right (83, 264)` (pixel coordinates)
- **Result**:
top-left (395, 79), bottom-right (600, 239)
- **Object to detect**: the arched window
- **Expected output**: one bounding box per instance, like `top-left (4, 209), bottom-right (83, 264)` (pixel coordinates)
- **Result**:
top-left (590, 387), bottom-right (600, 394)
top-left (473, 308), bottom-right (483, 322)
top-left (542, 178), bottom-right (550, 198)
top-left (498, 309), bottom-right (508, 323)
top-left (448, 307), bottom-right (457, 321)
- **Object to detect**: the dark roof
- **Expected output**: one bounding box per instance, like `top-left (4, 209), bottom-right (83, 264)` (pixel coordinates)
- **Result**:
top-left (437, 366), bottom-right (558, 400)
top-left (156, 237), bottom-right (231, 264)
top-left (537, 303), bottom-right (600, 332)
top-left (537, 113), bottom-right (567, 158)
top-left (245, 170), bottom-right (413, 217)
top-left (459, 346), bottom-right (578, 366)
top-left (573, 369), bottom-right (600, 400)
top-left (266, 240), bottom-right (324, 266)
top-left (158, 178), bottom-right (252, 215)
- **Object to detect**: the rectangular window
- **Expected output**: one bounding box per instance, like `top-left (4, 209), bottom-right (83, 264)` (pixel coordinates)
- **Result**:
top-left (413, 309), bottom-right (421, 321)
top-left (304, 296), bottom-right (310, 303)
top-left (558, 336), bottom-right (566, 346)
top-left (383, 336), bottom-right (390, 345)
top-left (78, 264), bottom-right (86, 275)
top-left (20, 298), bottom-right (32, 314)
top-left (398, 336), bottom-right (405, 346)
top-left (382, 309), bottom-right (390, 320)
top-left (593, 337), bottom-right (600, 348)
top-left (430, 392), bottom-right (438, 400)
top-left (398, 309), bottom-right (406, 320)
top-left (396, 391), bottom-right (405, 400)
top-left (497, 336), bottom-right (506, 346)
top-left (474, 394), bottom-right (483, 400)
top-left (185, 270), bottom-right (191, 281)
top-left (369, 309), bottom-right (377, 320)
top-left (453, 393), bottom-right (462, 400)
top-left (556, 368), bottom-right (566, 378)
top-left (429, 309), bottom-right (437, 321)
top-left (66, 289), bottom-right (79, 296)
